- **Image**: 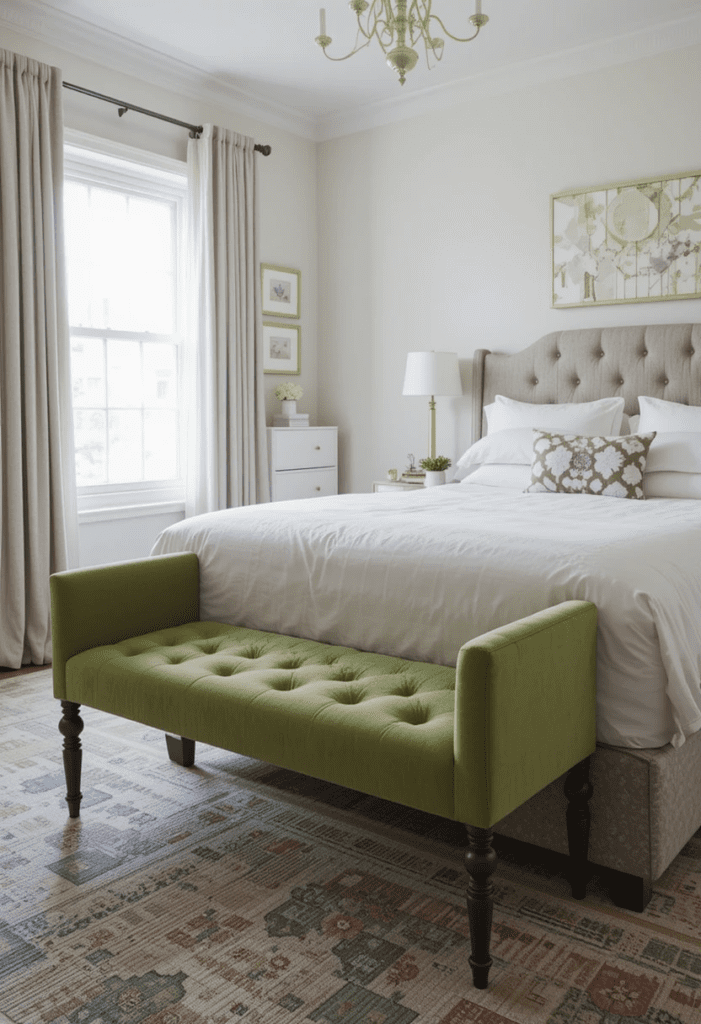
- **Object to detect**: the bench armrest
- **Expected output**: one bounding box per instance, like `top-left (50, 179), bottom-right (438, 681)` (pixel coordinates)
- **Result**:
top-left (50, 553), bottom-right (199, 699)
top-left (454, 600), bottom-right (597, 828)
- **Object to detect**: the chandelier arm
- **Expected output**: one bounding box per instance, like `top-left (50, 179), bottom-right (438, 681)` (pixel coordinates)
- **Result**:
top-left (408, 0), bottom-right (429, 44)
top-left (362, 14), bottom-right (394, 53)
top-left (352, 4), bottom-right (395, 51)
top-left (354, 9), bottom-right (376, 42)
top-left (319, 36), bottom-right (374, 61)
top-left (408, 21), bottom-right (421, 45)
top-left (376, 19), bottom-right (394, 46)
top-left (375, 25), bottom-right (396, 55)
top-left (427, 13), bottom-right (482, 43)
top-left (377, 0), bottom-right (396, 43)
top-left (421, 37), bottom-right (442, 70)
top-left (317, 9), bottom-right (394, 62)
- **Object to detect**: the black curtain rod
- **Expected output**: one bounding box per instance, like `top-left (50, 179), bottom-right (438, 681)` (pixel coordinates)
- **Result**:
top-left (62, 81), bottom-right (272, 155)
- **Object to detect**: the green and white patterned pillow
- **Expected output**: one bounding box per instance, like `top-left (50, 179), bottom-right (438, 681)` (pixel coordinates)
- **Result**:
top-left (526, 430), bottom-right (657, 499)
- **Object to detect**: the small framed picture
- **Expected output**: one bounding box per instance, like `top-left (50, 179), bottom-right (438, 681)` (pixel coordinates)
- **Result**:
top-left (263, 323), bottom-right (300, 374)
top-left (261, 263), bottom-right (300, 318)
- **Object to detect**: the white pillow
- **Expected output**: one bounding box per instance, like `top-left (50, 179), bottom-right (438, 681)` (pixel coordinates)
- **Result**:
top-left (456, 429), bottom-right (533, 473)
top-left (646, 433), bottom-right (701, 474)
top-left (460, 465), bottom-right (532, 489)
top-left (644, 472), bottom-right (701, 499)
top-left (485, 395), bottom-right (625, 436)
top-left (628, 415), bottom-right (640, 433)
top-left (638, 396), bottom-right (701, 432)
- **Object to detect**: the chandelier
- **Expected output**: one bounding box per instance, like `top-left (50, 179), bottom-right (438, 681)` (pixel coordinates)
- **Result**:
top-left (315, 1), bottom-right (489, 86)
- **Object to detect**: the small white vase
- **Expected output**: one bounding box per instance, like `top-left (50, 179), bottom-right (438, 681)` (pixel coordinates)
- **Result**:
top-left (281, 400), bottom-right (297, 415)
top-left (424, 470), bottom-right (446, 487)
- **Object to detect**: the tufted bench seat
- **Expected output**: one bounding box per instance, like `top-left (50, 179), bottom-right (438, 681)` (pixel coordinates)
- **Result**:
top-left (66, 620), bottom-right (461, 820)
top-left (51, 552), bottom-right (597, 990)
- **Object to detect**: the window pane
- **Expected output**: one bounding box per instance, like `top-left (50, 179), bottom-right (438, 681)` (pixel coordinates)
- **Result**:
top-left (107, 340), bottom-right (142, 408)
top-left (108, 410), bottom-right (143, 484)
top-left (145, 410), bottom-right (178, 480)
top-left (74, 409), bottom-right (106, 486)
top-left (128, 197), bottom-right (174, 334)
top-left (65, 184), bottom-right (176, 334)
top-left (90, 186), bottom-right (129, 330)
top-left (143, 343), bottom-right (177, 408)
top-left (71, 337), bottom-right (105, 408)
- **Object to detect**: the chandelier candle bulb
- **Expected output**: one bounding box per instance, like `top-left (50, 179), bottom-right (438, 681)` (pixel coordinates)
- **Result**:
top-left (475, 0), bottom-right (481, 14)
top-left (320, 8), bottom-right (326, 36)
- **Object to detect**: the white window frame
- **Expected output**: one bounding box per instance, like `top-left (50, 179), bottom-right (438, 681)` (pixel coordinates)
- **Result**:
top-left (64, 130), bottom-right (188, 522)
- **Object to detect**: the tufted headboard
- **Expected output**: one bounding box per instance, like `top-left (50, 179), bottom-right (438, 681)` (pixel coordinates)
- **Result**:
top-left (471, 324), bottom-right (701, 441)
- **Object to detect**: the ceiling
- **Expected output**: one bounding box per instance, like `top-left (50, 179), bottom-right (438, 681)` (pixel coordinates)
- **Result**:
top-left (5, 1), bottom-right (701, 139)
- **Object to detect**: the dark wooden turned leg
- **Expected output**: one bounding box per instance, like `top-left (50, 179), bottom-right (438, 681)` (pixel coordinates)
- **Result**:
top-left (564, 756), bottom-right (593, 900)
top-left (59, 701), bottom-right (84, 818)
top-left (165, 734), bottom-right (195, 767)
top-left (464, 824), bottom-right (497, 989)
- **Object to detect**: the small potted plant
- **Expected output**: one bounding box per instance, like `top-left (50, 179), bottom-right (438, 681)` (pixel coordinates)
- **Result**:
top-left (274, 382), bottom-right (303, 415)
top-left (419, 455), bottom-right (452, 487)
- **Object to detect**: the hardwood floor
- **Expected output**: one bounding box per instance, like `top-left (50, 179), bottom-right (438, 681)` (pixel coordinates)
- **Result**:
top-left (0, 663), bottom-right (51, 681)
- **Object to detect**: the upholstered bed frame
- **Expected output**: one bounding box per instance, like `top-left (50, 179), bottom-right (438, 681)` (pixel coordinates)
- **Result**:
top-left (471, 322), bottom-right (701, 910)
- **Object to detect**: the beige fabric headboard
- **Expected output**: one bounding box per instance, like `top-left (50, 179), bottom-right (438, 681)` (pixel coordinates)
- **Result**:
top-left (472, 324), bottom-right (701, 441)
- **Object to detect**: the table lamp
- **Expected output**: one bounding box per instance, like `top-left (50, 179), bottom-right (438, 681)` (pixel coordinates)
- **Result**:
top-left (402, 351), bottom-right (462, 458)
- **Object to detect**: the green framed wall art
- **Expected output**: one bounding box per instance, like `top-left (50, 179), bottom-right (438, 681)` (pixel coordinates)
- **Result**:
top-left (552, 170), bottom-right (701, 308)
top-left (261, 263), bottom-right (300, 318)
top-left (262, 323), bottom-right (301, 374)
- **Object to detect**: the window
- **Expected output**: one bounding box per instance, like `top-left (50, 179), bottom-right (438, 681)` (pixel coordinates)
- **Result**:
top-left (63, 136), bottom-right (187, 518)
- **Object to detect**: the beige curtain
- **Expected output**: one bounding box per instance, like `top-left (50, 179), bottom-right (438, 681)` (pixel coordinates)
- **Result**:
top-left (0, 49), bottom-right (78, 668)
top-left (186, 124), bottom-right (269, 515)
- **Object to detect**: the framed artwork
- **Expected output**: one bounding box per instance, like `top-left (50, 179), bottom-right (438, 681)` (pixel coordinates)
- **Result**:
top-left (263, 323), bottom-right (300, 374)
top-left (261, 263), bottom-right (300, 318)
top-left (552, 170), bottom-right (701, 308)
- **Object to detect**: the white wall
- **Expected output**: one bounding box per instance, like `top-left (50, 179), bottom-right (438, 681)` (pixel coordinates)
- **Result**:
top-left (318, 43), bottom-right (701, 493)
top-left (4, 24), bottom-right (319, 564)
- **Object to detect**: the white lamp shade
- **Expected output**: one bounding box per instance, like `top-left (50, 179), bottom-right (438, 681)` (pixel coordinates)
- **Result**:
top-left (402, 351), bottom-right (462, 397)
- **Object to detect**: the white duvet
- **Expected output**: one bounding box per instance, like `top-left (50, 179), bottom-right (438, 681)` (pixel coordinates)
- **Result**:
top-left (152, 485), bottom-right (701, 750)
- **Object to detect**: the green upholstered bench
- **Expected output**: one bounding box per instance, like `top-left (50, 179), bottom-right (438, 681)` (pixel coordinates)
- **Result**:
top-left (50, 552), bottom-right (597, 990)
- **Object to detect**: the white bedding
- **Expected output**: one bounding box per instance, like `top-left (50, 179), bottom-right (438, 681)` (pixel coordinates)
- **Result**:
top-left (151, 485), bottom-right (701, 750)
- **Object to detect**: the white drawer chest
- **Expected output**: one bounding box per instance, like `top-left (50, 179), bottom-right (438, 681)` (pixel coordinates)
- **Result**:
top-left (267, 427), bottom-right (338, 501)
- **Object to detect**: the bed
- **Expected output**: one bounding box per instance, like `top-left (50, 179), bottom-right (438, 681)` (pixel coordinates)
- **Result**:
top-left (152, 322), bottom-right (701, 911)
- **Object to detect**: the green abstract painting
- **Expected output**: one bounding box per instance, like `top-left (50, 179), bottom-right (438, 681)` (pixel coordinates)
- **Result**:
top-left (552, 171), bottom-right (701, 308)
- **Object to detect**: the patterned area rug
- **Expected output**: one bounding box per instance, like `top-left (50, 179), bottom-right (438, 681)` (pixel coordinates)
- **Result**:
top-left (1, 670), bottom-right (701, 1024)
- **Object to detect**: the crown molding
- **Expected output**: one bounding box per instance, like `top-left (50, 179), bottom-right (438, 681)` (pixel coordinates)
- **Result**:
top-left (0, 1), bottom-right (320, 141)
top-left (316, 9), bottom-right (701, 140)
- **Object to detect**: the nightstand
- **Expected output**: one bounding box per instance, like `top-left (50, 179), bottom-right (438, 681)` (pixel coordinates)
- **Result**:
top-left (267, 427), bottom-right (338, 501)
top-left (373, 479), bottom-right (425, 493)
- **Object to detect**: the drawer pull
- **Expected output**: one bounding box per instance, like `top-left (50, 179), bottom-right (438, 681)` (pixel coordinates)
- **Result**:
top-left (315, 486), bottom-right (321, 491)
top-left (315, 445), bottom-right (321, 450)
